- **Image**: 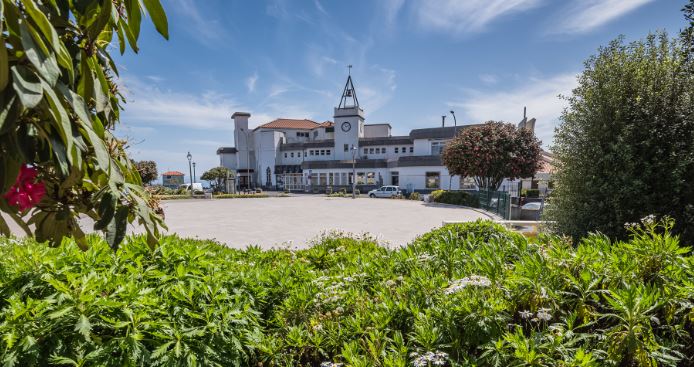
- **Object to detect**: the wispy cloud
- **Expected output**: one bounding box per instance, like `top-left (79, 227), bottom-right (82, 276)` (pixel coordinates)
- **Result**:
top-left (479, 74), bottom-right (498, 85)
top-left (246, 72), bottom-right (258, 93)
top-left (383, 0), bottom-right (405, 28)
top-left (550, 0), bottom-right (655, 34)
top-left (413, 0), bottom-right (542, 35)
top-left (313, 0), bottom-right (328, 16)
top-left (119, 76), bottom-right (242, 131)
top-left (168, 0), bottom-right (228, 46)
top-left (448, 73), bottom-right (578, 147)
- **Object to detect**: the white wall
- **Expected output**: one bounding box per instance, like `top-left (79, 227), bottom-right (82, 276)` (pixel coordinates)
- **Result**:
top-left (396, 166), bottom-right (460, 192)
top-left (219, 153), bottom-right (237, 170)
top-left (364, 124), bottom-right (391, 138)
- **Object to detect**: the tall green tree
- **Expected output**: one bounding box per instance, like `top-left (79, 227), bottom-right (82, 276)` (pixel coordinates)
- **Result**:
top-left (0, 0), bottom-right (169, 250)
top-left (201, 166), bottom-right (233, 192)
top-left (134, 160), bottom-right (158, 185)
top-left (442, 122), bottom-right (541, 191)
top-left (549, 31), bottom-right (694, 243)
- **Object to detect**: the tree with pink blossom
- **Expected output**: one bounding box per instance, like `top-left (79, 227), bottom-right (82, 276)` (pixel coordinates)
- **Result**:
top-left (442, 121), bottom-right (541, 191)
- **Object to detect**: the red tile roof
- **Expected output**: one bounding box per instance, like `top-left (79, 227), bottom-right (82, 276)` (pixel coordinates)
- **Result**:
top-left (162, 171), bottom-right (184, 176)
top-left (256, 118), bottom-right (321, 130)
top-left (319, 121), bottom-right (334, 127)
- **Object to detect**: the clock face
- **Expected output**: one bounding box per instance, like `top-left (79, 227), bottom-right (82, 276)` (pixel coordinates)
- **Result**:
top-left (341, 121), bottom-right (351, 132)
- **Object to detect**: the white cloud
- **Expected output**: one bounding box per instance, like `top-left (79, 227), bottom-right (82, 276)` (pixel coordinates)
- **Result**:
top-left (550, 0), bottom-right (654, 34)
top-left (479, 74), bottom-right (498, 85)
top-left (314, 0), bottom-right (328, 15)
top-left (448, 73), bottom-right (579, 147)
top-left (168, 0), bottom-right (228, 46)
top-left (246, 72), bottom-right (258, 93)
top-left (414, 0), bottom-right (542, 34)
top-left (383, 0), bottom-right (405, 27)
top-left (119, 76), bottom-right (243, 131)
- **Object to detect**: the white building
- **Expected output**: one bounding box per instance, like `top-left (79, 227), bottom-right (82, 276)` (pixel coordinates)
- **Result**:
top-left (217, 75), bottom-right (537, 193)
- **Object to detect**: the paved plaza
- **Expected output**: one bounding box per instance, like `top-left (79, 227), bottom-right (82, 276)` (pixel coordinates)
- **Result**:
top-left (156, 195), bottom-right (490, 248)
top-left (3, 195), bottom-right (491, 249)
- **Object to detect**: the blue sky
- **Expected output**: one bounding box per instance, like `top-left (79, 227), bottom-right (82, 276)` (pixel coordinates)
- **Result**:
top-left (114, 0), bottom-right (687, 180)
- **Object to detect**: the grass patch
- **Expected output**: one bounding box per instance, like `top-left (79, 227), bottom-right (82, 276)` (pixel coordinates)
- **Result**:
top-left (0, 219), bottom-right (692, 366)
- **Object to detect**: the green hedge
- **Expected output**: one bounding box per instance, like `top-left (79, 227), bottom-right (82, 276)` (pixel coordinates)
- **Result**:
top-left (1, 218), bottom-right (693, 366)
top-left (430, 189), bottom-right (480, 207)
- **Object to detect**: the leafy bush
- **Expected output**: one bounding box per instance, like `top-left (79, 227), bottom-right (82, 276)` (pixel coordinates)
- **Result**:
top-left (549, 30), bottom-right (694, 244)
top-left (522, 189), bottom-right (540, 198)
top-left (409, 192), bottom-right (421, 201)
top-left (430, 190), bottom-right (480, 207)
top-left (1, 218), bottom-right (693, 366)
top-left (0, 0), bottom-right (169, 249)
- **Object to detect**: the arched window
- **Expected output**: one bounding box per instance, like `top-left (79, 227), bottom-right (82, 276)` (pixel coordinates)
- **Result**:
top-left (266, 167), bottom-right (272, 187)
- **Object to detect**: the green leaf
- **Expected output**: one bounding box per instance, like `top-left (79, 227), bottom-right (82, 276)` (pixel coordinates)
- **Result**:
top-left (19, 21), bottom-right (61, 86)
top-left (105, 205), bottom-right (129, 249)
top-left (11, 66), bottom-right (43, 108)
top-left (75, 314), bottom-right (92, 339)
top-left (126, 0), bottom-right (142, 39)
top-left (21, 0), bottom-right (72, 74)
top-left (0, 92), bottom-right (20, 135)
top-left (40, 78), bottom-right (74, 161)
top-left (142, 0), bottom-right (169, 39)
top-left (94, 192), bottom-right (116, 230)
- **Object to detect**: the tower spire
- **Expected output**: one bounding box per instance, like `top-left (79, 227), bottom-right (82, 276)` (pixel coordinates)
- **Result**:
top-left (338, 68), bottom-right (359, 109)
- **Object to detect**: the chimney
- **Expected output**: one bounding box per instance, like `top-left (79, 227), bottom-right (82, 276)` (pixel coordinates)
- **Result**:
top-left (441, 115), bottom-right (446, 128)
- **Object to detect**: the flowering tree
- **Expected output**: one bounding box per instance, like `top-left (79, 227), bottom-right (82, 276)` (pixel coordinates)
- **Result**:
top-left (135, 160), bottom-right (158, 185)
top-left (0, 0), bottom-right (168, 250)
top-left (442, 121), bottom-right (541, 191)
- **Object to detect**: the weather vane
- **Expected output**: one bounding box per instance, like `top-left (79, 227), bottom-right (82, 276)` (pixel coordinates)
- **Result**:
top-left (348, 64), bottom-right (352, 76)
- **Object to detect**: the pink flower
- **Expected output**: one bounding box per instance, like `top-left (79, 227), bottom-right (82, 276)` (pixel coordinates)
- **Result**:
top-left (3, 165), bottom-right (46, 211)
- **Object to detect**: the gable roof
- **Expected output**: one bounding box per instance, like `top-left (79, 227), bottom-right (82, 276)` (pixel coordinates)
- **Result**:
top-left (256, 118), bottom-right (321, 130)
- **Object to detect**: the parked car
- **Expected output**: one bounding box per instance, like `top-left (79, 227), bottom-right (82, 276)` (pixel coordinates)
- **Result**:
top-left (368, 186), bottom-right (402, 198)
top-left (521, 202), bottom-right (543, 210)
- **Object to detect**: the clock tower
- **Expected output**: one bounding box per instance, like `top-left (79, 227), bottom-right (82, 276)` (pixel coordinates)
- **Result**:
top-left (333, 71), bottom-right (365, 160)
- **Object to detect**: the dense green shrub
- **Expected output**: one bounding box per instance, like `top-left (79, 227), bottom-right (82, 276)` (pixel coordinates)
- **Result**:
top-left (549, 31), bottom-right (694, 243)
top-left (522, 189), bottom-right (540, 198)
top-left (430, 190), bottom-right (480, 207)
top-left (409, 192), bottom-right (421, 201)
top-left (2, 218), bottom-right (693, 366)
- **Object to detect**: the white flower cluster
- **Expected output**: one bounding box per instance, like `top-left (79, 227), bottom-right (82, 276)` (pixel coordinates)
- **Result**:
top-left (641, 214), bottom-right (657, 225)
top-left (410, 351), bottom-right (448, 367)
top-left (417, 253), bottom-right (436, 262)
top-left (444, 275), bottom-right (491, 294)
top-left (320, 362), bottom-right (344, 367)
top-left (384, 276), bottom-right (405, 288)
top-left (312, 273), bottom-right (366, 307)
top-left (519, 308), bottom-right (552, 322)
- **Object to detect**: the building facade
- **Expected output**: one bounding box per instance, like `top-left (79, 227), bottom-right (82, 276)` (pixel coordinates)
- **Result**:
top-left (162, 171), bottom-right (185, 189)
top-left (217, 76), bottom-right (538, 193)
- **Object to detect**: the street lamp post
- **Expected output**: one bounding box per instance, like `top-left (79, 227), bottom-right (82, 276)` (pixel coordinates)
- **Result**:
top-left (449, 110), bottom-right (458, 190)
top-left (186, 152), bottom-right (193, 197)
top-left (351, 145), bottom-right (357, 199)
top-left (192, 162), bottom-right (196, 184)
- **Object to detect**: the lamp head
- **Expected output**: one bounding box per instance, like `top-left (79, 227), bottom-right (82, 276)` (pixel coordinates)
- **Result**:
top-left (450, 110), bottom-right (455, 115)
top-left (187, 152), bottom-right (192, 161)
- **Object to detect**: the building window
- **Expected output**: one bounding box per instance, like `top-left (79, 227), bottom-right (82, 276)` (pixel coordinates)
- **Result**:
top-left (391, 171), bottom-right (399, 186)
top-left (409, 147), bottom-right (413, 153)
top-left (320, 150), bottom-right (325, 156)
top-left (426, 172), bottom-right (440, 189)
top-left (344, 144), bottom-right (349, 152)
top-left (395, 147), bottom-right (399, 153)
top-left (431, 141), bottom-right (445, 155)
top-left (284, 153), bottom-right (287, 158)
top-left (290, 152), bottom-right (294, 157)
top-left (313, 131), bottom-right (318, 138)
top-left (402, 147), bottom-right (407, 153)
top-left (363, 148), bottom-right (368, 154)
top-left (367, 172), bottom-right (376, 185)
top-left (369, 148), bottom-right (374, 154)
top-left (328, 173), bottom-right (334, 185)
top-left (326, 150), bottom-right (331, 155)
top-left (304, 151), bottom-right (307, 157)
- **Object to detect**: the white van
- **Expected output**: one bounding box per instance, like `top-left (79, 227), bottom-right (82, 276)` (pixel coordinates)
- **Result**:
top-left (179, 183), bottom-right (203, 192)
